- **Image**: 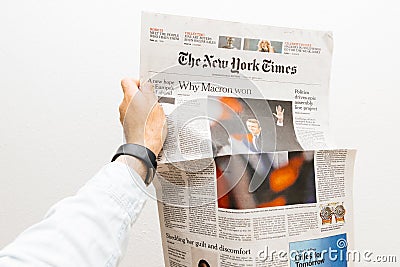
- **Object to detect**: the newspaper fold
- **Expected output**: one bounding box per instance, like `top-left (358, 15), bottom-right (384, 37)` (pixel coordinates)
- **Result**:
top-left (140, 12), bottom-right (354, 267)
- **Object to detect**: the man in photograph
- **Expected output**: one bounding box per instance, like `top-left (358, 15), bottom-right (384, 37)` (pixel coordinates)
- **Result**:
top-left (244, 118), bottom-right (288, 169)
top-left (245, 118), bottom-right (262, 152)
top-left (222, 36), bottom-right (237, 49)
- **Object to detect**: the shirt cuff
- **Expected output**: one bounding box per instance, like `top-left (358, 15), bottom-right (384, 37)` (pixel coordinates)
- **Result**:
top-left (82, 162), bottom-right (148, 224)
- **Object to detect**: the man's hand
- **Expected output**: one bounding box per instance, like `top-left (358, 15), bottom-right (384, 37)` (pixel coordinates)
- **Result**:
top-left (273, 105), bottom-right (284, 126)
top-left (119, 78), bottom-right (167, 156)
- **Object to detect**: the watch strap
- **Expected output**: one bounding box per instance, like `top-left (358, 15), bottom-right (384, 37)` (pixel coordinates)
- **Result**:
top-left (111, 143), bottom-right (157, 186)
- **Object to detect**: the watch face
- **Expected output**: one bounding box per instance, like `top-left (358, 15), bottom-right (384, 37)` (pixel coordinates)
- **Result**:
top-left (334, 205), bottom-right (346, 217)
top-left (320, 206), bottom-right (333, 220)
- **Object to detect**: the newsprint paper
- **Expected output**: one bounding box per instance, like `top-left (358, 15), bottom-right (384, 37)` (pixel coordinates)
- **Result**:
top-left (140, 12), bottom-right (355, 267)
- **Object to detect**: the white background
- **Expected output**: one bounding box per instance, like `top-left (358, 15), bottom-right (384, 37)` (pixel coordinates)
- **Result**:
top-left (1, 1), bottom-right (399, 266)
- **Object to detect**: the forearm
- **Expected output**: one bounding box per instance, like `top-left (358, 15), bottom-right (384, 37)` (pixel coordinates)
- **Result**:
top-left (0, 162), bottom-right (147, 267)
top-left (116, 155), bottom-right (147, 182)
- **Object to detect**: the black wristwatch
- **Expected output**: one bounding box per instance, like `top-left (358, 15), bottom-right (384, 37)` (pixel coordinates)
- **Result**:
top-left (111, 144), bottom-right (157, 186)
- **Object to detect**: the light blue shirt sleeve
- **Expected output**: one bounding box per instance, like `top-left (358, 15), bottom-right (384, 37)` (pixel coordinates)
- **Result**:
top-left (0, 162), bottom-right (148, 267)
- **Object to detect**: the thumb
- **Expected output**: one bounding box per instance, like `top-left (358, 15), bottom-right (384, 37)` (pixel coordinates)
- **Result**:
top-left (140, 81), bottom-right (155, 95)
top-left (121, 78), bottom-right (139, 98)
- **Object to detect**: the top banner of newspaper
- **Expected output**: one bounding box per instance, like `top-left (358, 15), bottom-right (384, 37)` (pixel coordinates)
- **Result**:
top-left (140, 12), bottom-right (334, 162)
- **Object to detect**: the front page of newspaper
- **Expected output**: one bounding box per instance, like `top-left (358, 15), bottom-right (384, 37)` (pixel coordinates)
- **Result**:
top-left (140, 12), bottom-right (354, 267)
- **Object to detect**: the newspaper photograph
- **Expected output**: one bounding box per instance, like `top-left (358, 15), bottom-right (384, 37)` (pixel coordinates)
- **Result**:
top-left (140, 12), bottom-right (354, 267)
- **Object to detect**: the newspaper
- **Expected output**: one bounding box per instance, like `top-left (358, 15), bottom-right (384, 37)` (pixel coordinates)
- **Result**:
top-left (140, 12), bottom-right (355, 267)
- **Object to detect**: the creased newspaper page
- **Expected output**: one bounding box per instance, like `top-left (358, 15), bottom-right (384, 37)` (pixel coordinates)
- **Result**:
top-left (140, 12), bottom-right (334, 164)
top-left (152, 149), bottom-right (355, 267)
top-left (140, 12), bottom-right (354, 267)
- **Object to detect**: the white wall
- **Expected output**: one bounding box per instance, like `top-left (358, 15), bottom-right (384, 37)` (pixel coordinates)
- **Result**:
top-left (1, 1), bottom-right (399, 266)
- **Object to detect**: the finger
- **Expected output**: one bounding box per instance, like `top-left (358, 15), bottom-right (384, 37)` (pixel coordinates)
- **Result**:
top-left (121, 78), bottom-right (139, 98)
top-left (119, 102), bottom-right (126, 123)
top-left (141, 81), bottom-right (155, 94)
